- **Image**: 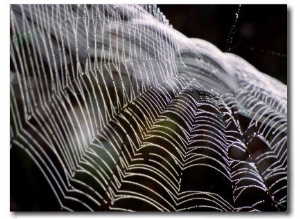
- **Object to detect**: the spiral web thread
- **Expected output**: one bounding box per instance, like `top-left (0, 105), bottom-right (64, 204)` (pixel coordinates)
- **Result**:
top-left (10, 4), bottom-right (287, 211)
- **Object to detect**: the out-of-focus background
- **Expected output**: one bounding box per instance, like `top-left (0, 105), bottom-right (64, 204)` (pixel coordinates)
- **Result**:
top-left (158, 5), bottom-right (287, 85)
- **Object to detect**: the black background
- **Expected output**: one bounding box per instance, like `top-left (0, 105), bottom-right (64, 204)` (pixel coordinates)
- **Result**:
top-left (158, 5), bottom-right (287, 85)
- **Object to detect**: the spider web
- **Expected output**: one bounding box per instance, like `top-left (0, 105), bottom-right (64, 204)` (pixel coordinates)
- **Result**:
top-left (10, 4), bottom-right (287, 211)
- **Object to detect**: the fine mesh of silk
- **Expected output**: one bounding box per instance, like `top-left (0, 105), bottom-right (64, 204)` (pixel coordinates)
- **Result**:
top-left (10, 4), bottom-right (287, 211)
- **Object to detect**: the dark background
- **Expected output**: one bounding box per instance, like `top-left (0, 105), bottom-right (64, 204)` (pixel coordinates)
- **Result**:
top-left (158, 5), bottom-right (287, 85)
